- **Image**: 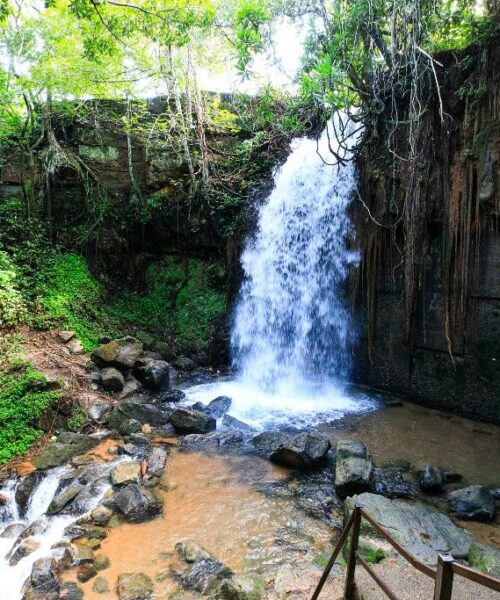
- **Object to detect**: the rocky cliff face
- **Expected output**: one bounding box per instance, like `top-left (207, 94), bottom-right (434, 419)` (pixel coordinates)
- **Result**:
top-left (351, 44), bottom-right (500, 423)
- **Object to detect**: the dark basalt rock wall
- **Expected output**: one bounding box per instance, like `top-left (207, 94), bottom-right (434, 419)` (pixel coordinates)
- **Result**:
top-left (350, 44), bottom-right (500, 423)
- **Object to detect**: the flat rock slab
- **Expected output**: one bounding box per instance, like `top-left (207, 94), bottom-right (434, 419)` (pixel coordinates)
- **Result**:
top-left (345, 493), bottom-right (472, 565)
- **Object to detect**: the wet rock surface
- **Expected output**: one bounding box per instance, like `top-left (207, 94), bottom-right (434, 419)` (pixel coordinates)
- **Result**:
top-left (35, 433), bottom-right (101, 470)
top-left (447, 485), bottom-right (496, 521)
top-left (116, 572), bottom-right (154, 600)
top-left (173, 541), bottom-right (233, 594)
top-left (345, 493), bottom-right (472, 564)
top-left (334, 440), bottom-right (373, 497)
top-left (170, 407), bottom-right (216, 434)
top-left (133, 357), bottom-right (169, 391)
top-left (114, 484), bottom-right (163, 522)
top-left (268, 432), bottom-right (331, 470)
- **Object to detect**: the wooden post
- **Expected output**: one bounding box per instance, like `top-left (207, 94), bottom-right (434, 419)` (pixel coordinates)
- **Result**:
top-left (433, 555), bottom-right (454, 600)
top-left (344, 506), bottom-right (362, 600)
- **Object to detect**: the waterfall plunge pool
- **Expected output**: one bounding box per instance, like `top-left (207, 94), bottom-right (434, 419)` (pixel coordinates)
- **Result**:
top-left (182, 377), bottom-right (380, 431)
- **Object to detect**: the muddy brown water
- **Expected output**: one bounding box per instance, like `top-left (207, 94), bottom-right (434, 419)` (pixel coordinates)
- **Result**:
top-left (73, 451), bottom-right (335, 599)
top-left (69, 400), bottom-right (499, 599)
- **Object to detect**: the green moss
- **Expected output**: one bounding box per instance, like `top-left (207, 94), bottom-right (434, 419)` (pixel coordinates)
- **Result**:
top-left (109, 256), bottom-right (227, 350)
top-left (37, 253), bottom-right (117, 350)
top-left (67, 407), bottom-right (87, 432)
top-left (0, 336), bottom-right (59, 463)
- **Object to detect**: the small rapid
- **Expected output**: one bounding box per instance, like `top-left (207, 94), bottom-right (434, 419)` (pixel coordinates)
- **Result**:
top-left (0, 459), bottom-right (118, 599)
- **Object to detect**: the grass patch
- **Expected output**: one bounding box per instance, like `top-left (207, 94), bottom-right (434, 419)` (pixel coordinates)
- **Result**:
top-left (37, 253), bottom-right (119, 351)
top-left (109, 256), bottom-right (227, 350)
top-left (0, 335), bottom-right (59, 464)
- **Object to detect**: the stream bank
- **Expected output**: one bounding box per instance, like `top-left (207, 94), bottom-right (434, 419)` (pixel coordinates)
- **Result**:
top-left (0, 332), bottom-right (498, 600)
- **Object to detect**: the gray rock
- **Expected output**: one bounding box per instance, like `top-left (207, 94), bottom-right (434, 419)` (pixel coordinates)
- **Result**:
top-left (29, 557), bottom-right (59, 592)
top-left (118, 418), bottom-right (142, 436)
top-left (269, 433), bottom-right (331, 470)
top-left (16, 472), bottom-right (42, 516)
top-left (77, 562), bottom-right (97, 582)
top-left (173, 541), bottom-right (232, 594)
top-left (175, 356), bottom-right (195, 371)
top-left (147, 447), bottom-right (168, 477)
top-left (335, 440), bottom-right (373, 497)
top-left (111, 461), bottom-right (142, 486)
top-left (91, 337), bottom-right (143, 370)
top-left (9, 538), bottom-right (40, 565)
top-left (251, 432), bottom-right (290, 456)
top-left (170, 408), bottom-right (216, 434)
top-left (1, 522), bottom-right (25, 538)
top-left (59, 582), bottom-right (84, 600)
top-left (371, 467), bottom-right (417, 499)
top-left (116, 572), bottom-right (153, 600)
top-left (114, 484), bottom-right (163, 522)
top-left (58, 330), bottom-right (75, 343)
top-left (107, 402), bottom-right (171, 429)
top-left (118, 377), bottom-right (142, 400)
top-left (88, 400), bottom-right (110, 422)
top-left (447, 485), bottom-right (496, 521)
top-left (66, 338), bottom-right (84, 354)
top-left (419, 465), bottom-right (444, 494)
top-left (100, 368), bottom-right (125, 392)
top-left (345, 493), bottom-right (472, 564)
top-left (35, 433), bottom-right (100, 469)
top-left (133, 358), bottom-right (169, 390)
top-left (159, 389), bottom-right (185, 403)
top-left (47, 481), bottom-right (84, 515)
top-left (94, 555), bottom-right (111, 571)
top-left (217, 576), bottom-right (264, 600)
top-left (222, 415), bottom-right (256, 432)
top-left (205, 396), bottom-right (232, 419)
top-left (68, 543), bottom-right (95, 565)
top-left (468, 542), bottom-right (500, 578)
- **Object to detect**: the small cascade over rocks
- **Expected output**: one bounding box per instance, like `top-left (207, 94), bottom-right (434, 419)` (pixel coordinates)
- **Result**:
top-left (186, 114), bottom-right (376, 429)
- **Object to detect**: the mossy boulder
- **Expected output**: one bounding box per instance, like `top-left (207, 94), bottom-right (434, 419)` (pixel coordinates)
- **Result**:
top-left (35, 433), bottom-right (101, 470)
top-left (91, 337), bottom-right (143, 370)
top-left (116, 572), bottom-right (153, 600)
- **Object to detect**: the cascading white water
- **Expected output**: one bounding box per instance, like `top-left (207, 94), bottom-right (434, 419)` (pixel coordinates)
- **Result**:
top-left (0, 464), bottom-right (116, 600)
top-left (232, 116), bottom-right (359, 389)
top-left (186, 115), bottom-right (376, 428)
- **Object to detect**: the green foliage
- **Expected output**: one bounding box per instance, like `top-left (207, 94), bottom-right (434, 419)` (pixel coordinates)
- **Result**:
top-left (38, 253), bottom-right (116, 350)
top-left (67, 406), bottom-right (86, 432)
top-left (0, 250), bottom-right (27, 326)
top-left (109, 256), bottom-right (226, 349)
top-left (0, 336), bottom-right (58, 463)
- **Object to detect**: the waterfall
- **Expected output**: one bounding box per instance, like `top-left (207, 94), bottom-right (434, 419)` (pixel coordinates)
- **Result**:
top-left (186, 115), bottom-right (375, 428)
top-left (232, 116), bottom-right (360, 391)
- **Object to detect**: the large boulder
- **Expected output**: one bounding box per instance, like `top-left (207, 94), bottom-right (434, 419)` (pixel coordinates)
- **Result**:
top-left (269, 433), bottom-right (331, 470)
top-left (27, 557), bottom-right (59, 595)
top-left (47, 481), bottom-right (84, 515)
top-left (159, 389), bottom-right (185, 403)
top-left (205, 396), bottom-right (232, 419)
top-left (447, 485), bottom-right (496, 521)
top-left (222, 415), bottom-right (256, 433)
top-left (133, 358), bottom-right (169, 390)
top-left (110, 461), bottom-right (142, 486)
top-left (107, 402), bottom-right (171, 430)
top-left (345, 493), bottom-right (472, 564)
top-left (100, 368), bottom-right (125, 392)
top-left (468, 542), bottom-right (500, 578)
top-left (35, 433), bottom-right (100, 470)
top-left (251, 432), bottom-right (290, 456)
top-left (91, 337), bottom-right (143, 370)
top-left (170, 408), bottom-right (216, 434)
top-left (116, 573), bottom-right (153, 600)
top-left (114, 484), bottom-right (163, 522)
top-left (335, 440), bottom-right (373, 497)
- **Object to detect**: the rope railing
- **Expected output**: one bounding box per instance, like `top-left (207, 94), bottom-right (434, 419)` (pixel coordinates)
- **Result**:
top-left (311, 504), bottom-right (500, 600)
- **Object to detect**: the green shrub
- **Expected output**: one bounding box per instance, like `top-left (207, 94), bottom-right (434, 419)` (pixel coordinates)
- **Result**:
top-left (0, 339), bottom-right (58, 463)
top-left (38, 253), bottom-right (116, 350)
top-left (0, 251), bottom-right (27, 326)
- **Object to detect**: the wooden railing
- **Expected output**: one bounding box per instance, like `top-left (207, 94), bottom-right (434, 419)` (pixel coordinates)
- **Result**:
top-left (311, 505), bottom-right (500, 600)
